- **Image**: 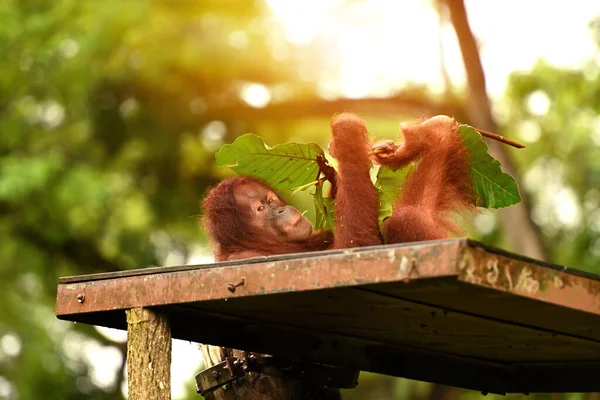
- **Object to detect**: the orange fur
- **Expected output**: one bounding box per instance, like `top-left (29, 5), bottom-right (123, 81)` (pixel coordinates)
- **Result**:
top-left (330, 113), bottom-right (382, 248)
top-left (373, 116), bottom-right (476, 243)
top-left (202, 176), bottom-right (334, 261)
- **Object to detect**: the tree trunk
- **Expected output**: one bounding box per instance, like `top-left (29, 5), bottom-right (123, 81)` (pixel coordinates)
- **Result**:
top-left (199, 345), bottom-right (343, 400)
top-left (126, 307), bottom-right (172, 400)
top-left (443, 0), bottom-right (548, 261)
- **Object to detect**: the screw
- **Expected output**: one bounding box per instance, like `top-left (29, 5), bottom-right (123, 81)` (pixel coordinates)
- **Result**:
top-left (227, 279), bottom-right (245, 293)
top-left (77, 294), bottom-right (85, 304)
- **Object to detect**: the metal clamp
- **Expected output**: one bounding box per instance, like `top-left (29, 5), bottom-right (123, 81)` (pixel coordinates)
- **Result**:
top-left (195, 357), bottom-right (245, 397)
top-left (195, 356), bottom-right (359, 396)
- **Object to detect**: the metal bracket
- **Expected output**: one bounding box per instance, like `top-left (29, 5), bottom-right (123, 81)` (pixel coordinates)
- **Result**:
top-left (195, 356), bottom-right (359, 396)
top-left (195, 357), bottom-right (245, 397)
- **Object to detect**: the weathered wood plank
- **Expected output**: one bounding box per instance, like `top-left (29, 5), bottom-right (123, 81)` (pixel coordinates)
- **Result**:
top-left (56, 239), bottom-right (462, 316)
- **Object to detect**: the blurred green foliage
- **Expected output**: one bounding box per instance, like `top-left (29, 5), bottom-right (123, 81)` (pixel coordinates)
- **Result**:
top-left (502, 59), bottom-right (600, 273)
top-left (0, 0), bottom-right (312, 398)
top-left (1, 0), bottom-right (600, 399)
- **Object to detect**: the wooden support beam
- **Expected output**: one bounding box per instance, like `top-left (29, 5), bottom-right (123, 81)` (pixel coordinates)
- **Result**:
top-left (126, 307), bottom-right (172, 400)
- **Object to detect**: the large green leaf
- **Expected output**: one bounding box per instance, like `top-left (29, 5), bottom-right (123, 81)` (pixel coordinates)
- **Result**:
top-left (459, 125), bottom-right (522, 208)
top-left (216, 134), bottom-right (325, 191)
top-left (313, 182), bottom-right (336, 231)
top-left (375, 164), bottom-right (413, 224)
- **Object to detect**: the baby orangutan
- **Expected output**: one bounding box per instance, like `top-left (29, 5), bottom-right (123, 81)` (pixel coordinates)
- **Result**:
top-left (202, 113), bottom-right (382, 261)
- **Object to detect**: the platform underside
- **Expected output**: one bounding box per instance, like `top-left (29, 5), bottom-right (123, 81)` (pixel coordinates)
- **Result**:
top-left (56, 239), bottom-right (600, 394)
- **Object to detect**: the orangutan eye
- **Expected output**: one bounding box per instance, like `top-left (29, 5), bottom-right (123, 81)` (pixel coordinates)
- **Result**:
top-left (266, 198), bottom-right (273, 203)
top-left (257, 206), bottom-right (265, 212)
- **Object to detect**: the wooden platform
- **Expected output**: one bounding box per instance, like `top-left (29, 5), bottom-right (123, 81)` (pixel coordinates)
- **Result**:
top-left (55, 239), bottom-right (600, 395)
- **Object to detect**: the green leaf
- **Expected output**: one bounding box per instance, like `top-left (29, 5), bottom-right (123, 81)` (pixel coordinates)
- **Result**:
top-left (216, 134), bottom-right (325, 191)
top-left (374, 164), bottom-right (413, 224)
top-left (459, 124), bottom-right (522, 208)
top-left (313, 182), bottom-right (336, 231)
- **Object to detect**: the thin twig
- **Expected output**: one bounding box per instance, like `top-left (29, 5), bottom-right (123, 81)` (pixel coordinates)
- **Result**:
top-left (474, 127), bottom-right (526, 149)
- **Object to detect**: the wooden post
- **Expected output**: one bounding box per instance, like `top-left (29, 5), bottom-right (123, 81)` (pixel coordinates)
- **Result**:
top-left (126, 307), bottom-right (171, 400)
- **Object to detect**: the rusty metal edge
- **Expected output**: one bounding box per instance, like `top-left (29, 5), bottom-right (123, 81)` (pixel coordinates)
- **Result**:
top-left (58, 238), bottom-right (469, 284)
top-left (60, 239), bottom-right (599, 285)
top-left (459, 242), bottom-right (600, 316)
top-left (56, 239), bottom-right (463, 317)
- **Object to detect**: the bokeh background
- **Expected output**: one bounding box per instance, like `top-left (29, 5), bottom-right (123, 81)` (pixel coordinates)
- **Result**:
top-left (2, 0), bottom-right (600, 399)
